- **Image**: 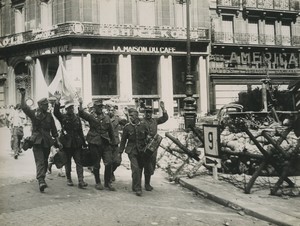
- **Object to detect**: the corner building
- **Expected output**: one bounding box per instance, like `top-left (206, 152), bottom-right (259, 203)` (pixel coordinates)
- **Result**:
top-left (210, 0), bottom-right (300, 110)
top-left (0, 0), bottom-right (210, 122)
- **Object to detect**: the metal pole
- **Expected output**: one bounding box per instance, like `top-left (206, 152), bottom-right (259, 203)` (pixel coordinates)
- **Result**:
top-left (183, 0), bottom-right (196, 129)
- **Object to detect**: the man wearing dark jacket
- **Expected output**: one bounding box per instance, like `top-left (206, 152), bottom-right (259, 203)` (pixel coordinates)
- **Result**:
top-left (142, 101), bottom-right (168, 191)
top-left (78, 98), bottom-right (116, 191)
top-left (53, 94), bottom-right (88, 189)
top-left (20, 89), bottom-right (62, 192)
top-left (119, 108), bottom-right (150, 196)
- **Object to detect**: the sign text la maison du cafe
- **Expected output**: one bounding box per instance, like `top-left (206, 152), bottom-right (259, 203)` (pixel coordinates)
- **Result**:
top-left (210, 51), bottom-right (300, 74)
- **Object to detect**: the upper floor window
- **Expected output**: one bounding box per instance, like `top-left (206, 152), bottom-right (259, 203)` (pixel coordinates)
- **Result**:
top-left (248, 18), bottom-right (259, 44)
top-left (265, 20), bottom-right (275, 45)
top-left (137, 0), bottom-right (156, 26)
top-left (99, 0), bottom-right (117, 24)
top-left (175, 0), bottom-right (186, 27)
top-left (281, 21), bottom-right (291, 46)
top-left (222, 16), bottom-right (234, 43)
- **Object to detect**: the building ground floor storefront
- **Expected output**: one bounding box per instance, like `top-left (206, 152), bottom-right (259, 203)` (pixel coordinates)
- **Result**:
top-left (210, 46), bottom-right (300, 112)
top-left (0, 39), bottom-right (209, 128)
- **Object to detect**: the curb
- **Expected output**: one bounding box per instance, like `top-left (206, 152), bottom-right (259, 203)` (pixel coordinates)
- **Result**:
top-left (178, 178), bottom-right (291, 226)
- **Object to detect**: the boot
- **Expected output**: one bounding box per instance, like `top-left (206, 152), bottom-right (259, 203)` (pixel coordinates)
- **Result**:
top-left (145, 175), bottom-right (153, 191)
top-left (67, 178), bottom-right (74, 186)
top-left (104, 183), bottom-right (116, 191)
top-left (39, 181), bottom-right (47, 192)
top-left (78, 181), bottom-right (88, 189)
top-left (111, 172), bottom-right (115, 182)
top-left (95, 183), bottom-right (104, 190)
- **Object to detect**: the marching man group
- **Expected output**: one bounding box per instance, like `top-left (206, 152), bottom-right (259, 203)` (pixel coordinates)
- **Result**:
top-left (18, 88), bottom-right (168, 196)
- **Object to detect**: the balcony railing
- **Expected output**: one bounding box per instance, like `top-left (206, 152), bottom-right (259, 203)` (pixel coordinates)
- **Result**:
top-left (0, 22), bottom-right (210, 48)
top-left (217, 0), bottom-right (300, 11)
top-left (212, 32), bottom-right (300, 46)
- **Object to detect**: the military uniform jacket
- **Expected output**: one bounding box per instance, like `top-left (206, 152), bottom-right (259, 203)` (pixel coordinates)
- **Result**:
top-left (142, 112), bottom-right (168, 137)
top-left (54, 103), bottom-right (85, 148)
top-left (119, 120), bottom-right (149, 155)
top-left (21, 104), bottom-right (58, 148)
top-left (79, 109), bottom-right (116, 146)
top-left (111, 115), bottom-right (127, 145)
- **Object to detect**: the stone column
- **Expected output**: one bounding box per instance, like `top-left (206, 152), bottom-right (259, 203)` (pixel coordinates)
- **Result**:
top-left (82, 54), bottom-right (92, 105)
top-left (198, 55), bottom-right (208, 115)
top-left (118, 54), bottom-right (132, 102)
top-left (158, 55), bottom-right (175, 129)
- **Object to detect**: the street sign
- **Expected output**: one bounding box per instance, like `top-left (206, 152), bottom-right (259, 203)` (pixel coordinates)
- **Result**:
top-left (203, 124), bottom-right (221, 168)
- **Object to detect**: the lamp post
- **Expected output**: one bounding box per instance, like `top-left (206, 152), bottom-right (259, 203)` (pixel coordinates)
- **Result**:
top-left (183, 0), bottom-right (196, 129)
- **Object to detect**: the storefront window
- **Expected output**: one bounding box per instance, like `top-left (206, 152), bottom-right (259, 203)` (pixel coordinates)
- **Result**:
top-left (91, 55), bottom-right (118, 96)
top-left (131, 55), bottom-right (159, 95)
top-left (172, 56), bottom-right (197, 95)
top-left (172, 56), bottom-right (198, 116)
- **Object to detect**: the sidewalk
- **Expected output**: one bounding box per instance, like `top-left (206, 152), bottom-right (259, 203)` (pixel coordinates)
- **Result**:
top-left (178, 174), bottom-right (300, 226)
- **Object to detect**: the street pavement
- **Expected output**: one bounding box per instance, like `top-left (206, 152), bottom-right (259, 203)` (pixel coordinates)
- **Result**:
top-left (0, 126), bottom-right (291, 226)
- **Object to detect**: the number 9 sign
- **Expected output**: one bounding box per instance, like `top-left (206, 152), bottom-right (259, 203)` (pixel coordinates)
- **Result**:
top-left (203, 124), bottom-right (220, 157)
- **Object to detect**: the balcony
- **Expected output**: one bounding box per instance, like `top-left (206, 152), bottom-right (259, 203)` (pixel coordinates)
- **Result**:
top-left (217, 0), bottom-right (300, 13)
top-left (242, 0), bottom-right (300, 11)
top-left (212, 31), bottom-right (300, 46)
top-left (0, 22), bottom-right (210, 48)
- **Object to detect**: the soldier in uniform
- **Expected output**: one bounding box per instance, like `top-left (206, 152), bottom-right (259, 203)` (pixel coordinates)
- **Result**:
top-left (142, 101), bottom-right (168, 191)
top-left (53, 94), bottom-right (88, 189)
top-left (20, 89), bottom-right (62, 192)
top-left (119, 108), bottom-right (150, 196)
top-left (78, 98), bottom-right (116, 191)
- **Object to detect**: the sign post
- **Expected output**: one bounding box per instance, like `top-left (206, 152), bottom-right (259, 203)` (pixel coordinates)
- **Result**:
top-left (203, 124), bottom-right (221, 180)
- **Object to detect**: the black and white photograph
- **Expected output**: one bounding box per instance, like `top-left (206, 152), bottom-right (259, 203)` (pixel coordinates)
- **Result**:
top-left (0, 0), bottom-right (299, 225)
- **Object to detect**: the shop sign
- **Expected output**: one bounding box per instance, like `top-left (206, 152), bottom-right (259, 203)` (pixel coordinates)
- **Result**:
top-left (210, 67), bottom-right (300, 75)
top-left (229, 52), bottom-right (300, 66)
top-left (30, 45), bottom-right (71, 57)
top-left (112, 46), bottom-right (176, 54)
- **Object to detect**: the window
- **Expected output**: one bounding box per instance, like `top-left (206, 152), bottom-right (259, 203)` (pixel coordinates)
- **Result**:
top-left (157, 0), bottom-right (172, 26)
top-left (172, 56), bottom-right (197, 95)
top-left (281, 21), bottom-right (291, 46)
top-left (25, 0), bottom-right (40, 31)
top-left (137, 0), bottom-right (155, 26)
top-left (91, 55), bottom-right (118, 96)
top-left (99, 0), bottom-right (117, 24)
top-left (65, 0), bottom-right (80, 22)
top-left (248, 18), bottom-right (259, 44)
top-left (175, 0), bottom-right (186, 27)
top-left (14, 6), bottom-right (25, 33)
top-left (222, 16), bottom-right (233, 43)
top-left (52, 0), bottom-right (65, 24)
top-left (265, 20), bottom-right (275, 45)
top-left (131, 55), bottom-right (159, 95)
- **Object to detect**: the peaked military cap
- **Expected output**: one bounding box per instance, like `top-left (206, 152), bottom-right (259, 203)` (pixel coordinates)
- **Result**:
top-left (93, 99), bottom-right (104, 107)
top-left (65, 99), bottom-right (75, 109)
top-left (144, 105), bottom-right (153, 112)
top-left (37, 97), bottom-right (48, 105)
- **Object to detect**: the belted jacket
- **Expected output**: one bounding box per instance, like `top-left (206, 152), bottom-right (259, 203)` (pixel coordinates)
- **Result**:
top-left (79, 109), bottom-right (116, 146)
top-left (54, 103), bottom-right (85, 148)
top-left (142, 112), bottom-right (168, 137)
top-left (119, 120), bottom-right (149, 155)
top-left (21, 104), bottom-right (58, 148)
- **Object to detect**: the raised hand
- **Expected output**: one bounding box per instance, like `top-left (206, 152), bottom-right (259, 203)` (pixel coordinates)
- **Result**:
top-left (160, 101), bottom-right (165, 110)
top-left (54, 91), bottom-right (61, 101)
